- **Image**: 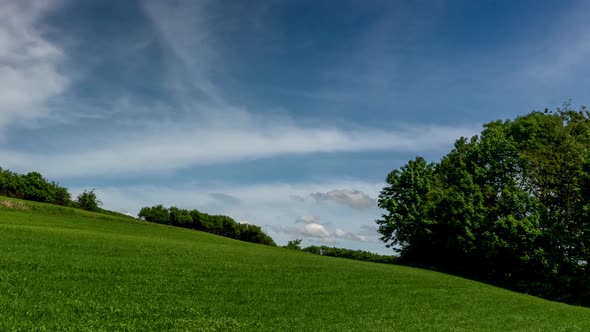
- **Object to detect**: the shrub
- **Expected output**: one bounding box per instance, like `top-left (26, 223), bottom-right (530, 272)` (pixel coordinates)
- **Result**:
top-left (0, 167), bottom-right (71, 206)
top-left (76, 189), bottom-right (102, 212)
top-left (285, 239), bottom-right (302, 250)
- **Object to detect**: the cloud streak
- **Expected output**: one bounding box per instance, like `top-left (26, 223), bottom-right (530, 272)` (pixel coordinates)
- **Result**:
top-left (0, 0), bottom-right (480, 179)
top-left (519, 3), bottom-right (590, 83)
top-left (0, 122), bottom-right (476, 177)
top-left (295, 215), bottom-right (321, 224)
top-left (0, 0), bottom-right (68, 131)
top-left (311, 189), bottom-right (376, 210)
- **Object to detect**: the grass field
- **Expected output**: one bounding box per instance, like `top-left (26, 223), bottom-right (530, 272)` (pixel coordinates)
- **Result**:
top-left (1, 196), bottom-right (589, 331)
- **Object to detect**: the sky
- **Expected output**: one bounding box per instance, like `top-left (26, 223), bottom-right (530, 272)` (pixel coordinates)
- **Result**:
top-left (1, 0), bottom-right (589, 254)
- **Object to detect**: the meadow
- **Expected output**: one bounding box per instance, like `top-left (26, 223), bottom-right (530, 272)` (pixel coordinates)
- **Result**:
top-left (1, 196), bottom-right (589, 331)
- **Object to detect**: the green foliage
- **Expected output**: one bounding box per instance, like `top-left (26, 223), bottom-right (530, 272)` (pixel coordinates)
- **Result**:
top-left (2, 197), bottom-right (590, 331)
top-left (377, 104), bottom-right (590, 305)
top-left (138, 204), bottom-right (276, 246)
top-left (285, 239), bottom-right (302, 250)
top-left (0, 167), bottom-right (71, 206)
top-left (138, 204), bottom-right (169, 224)
top-left (302, 245), bottom-right (397, 264)
top-left (75, 189), bottom-right (103, 212)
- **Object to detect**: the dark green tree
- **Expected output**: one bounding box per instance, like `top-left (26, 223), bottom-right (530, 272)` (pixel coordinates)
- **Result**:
top-left (376, 157), bottom-right (438, 263)
top-left (0, 168), bottom-right (70, 206)
top-left (169, 206), bottom-right (192, 226)
top-left (76, 189), bottom-right (102, 212)
top-left (285, 239), bottom-right (302, 250)
top-left (138, 205), bottom-right (170, 224)
top-left (377, 105), bottom-right (590, 305)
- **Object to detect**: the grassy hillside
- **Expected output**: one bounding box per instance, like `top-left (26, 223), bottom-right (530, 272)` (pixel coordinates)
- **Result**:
top-left (1, 197), bottom-right (589, 331)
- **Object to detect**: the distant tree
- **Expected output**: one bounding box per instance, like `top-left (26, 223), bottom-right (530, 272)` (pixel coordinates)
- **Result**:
top-left (169, 206), bottom-right (192, 226)
top-left (138, 205), bottom-right (276, 246)
top-left (285, 239), bottom-right (302, 250)
top-left (238, 224), bottom-right (277, 246)
top-left (76, 189), bottom-right (102, 212)
top-left (301, 245), bottom-right (397, 264)
top-left (138, 205), bottom-right (169, 224)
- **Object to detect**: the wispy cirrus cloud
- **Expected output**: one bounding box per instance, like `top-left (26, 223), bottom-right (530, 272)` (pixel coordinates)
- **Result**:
top-left (141, 0), bottom-right (232, 108)
top-left (0, 0), bottom-right (69, 131)
top-left (0, 122), bottom-right (476, 178)
top-left (518, 3), bottom-right (590, 83)
top-left (0, 0), bottom-right (479, 178)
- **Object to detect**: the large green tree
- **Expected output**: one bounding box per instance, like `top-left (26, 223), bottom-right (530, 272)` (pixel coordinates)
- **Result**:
top-left (377, 105), bottom-right (590, 305)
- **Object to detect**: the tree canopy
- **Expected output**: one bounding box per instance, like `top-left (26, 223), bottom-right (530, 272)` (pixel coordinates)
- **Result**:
top-left (76, 189), bottom-right (103, 212)
top-left (377, 105), bottom-right (590, 305)
top-left (0, 168), bottom-right (70, 206)
top-left (138, 205), bottom-right (276, 246)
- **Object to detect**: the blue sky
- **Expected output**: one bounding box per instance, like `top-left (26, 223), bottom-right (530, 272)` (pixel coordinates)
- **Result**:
top-left (1, 0), bottom-right (589, 253)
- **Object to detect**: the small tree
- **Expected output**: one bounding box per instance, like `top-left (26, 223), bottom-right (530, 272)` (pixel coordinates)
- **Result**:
top-left (285, 239), bottom-right (302, 250)
top-left (76, 189), bottom-right (102, 212)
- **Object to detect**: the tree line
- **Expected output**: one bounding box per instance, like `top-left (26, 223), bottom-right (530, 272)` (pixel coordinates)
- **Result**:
top-left (0, 168), bottom-right (71, 206)
top-left (0, 166), bottom-right (277, 246)
top-left (0, 167), bottom-right (106, 212)
top-left (377, 105), bottom-right (590, 306)
top-left (284, 239), bottom-right (397, 264)
top-left (138, 205), bottom-right (276, 246)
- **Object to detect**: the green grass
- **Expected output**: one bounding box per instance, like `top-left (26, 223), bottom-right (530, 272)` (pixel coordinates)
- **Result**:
top-left (1, 196), bottom-right (589, 331)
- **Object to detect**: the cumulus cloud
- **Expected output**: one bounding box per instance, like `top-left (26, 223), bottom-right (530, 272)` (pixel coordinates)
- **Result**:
top-left (82, 180), bottom-right (386, 250)
top-left (269, 222), bottom-right (375, 244)
top-left (0, 0), bottom-right (68, 131)
top-left (302, 223), bottom-right (331, 238)
top-left (311, 189), bottom-right (376, 209)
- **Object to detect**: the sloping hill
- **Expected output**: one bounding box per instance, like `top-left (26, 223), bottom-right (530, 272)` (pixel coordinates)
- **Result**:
top-left (1, 197), bottom-right (589, 331)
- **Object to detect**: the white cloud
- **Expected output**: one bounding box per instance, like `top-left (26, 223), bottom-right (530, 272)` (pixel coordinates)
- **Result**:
top-left (0, 0), bottom-right (68, 131)
top-left (311, 189), bottom-right (376, 210)
top-left (0, 121), bottom-right (476, 178)
top-left (67, 180), bottom-right (390, 252)
top-left (0, 0), bottom-right (479, 178)
top-left (302, 223), bottom-right (331, 238)
top-left (269, 221), bottom-right (375, 245)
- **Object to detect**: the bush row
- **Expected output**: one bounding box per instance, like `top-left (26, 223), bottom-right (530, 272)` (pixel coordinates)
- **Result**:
top-left (0, 168), bottom-right (71, 206)
top-left (284, 239), bottom-right (397, 264)
top-left (302, 245), bottom-right (397, 264)
top-left (138, 205), bottom-right (276, 246)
